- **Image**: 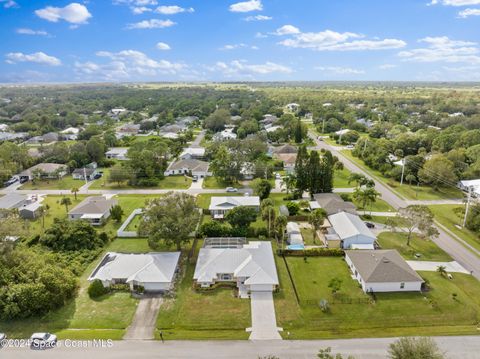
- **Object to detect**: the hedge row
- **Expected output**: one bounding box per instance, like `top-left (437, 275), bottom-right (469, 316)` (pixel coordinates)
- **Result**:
top-left (277, 248), bottom-right (344, 257)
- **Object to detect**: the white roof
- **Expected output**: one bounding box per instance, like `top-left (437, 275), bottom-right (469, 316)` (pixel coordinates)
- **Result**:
top-left (209, 196), bottom-right (260, 211)
top-left (265, 126), bottom-right (283, 133)
top-left (460, 179), bottom-right (480, 195)
top-left (194, 241), bottom-right (278, 286)
top-left (89, 252), bottom-right (180, 284)
top-left (106, 147), bottom-right (128, 155)
top-left (180, 147), bottom-right (205, 157)
top-left (286, 222), bottom-right (301, 234)
top-left (351, 243), bottom-right (375, 250)
top-left (335, 129), bottom-right (350, 136)
top-left (328, 212), bottom-right (376, 241)
top-left (61, 127), bottom-right (80, 134)
top-left (309, 201), bottom-right (321, 210)
top-left (289, 233), bottom-right (304, 245)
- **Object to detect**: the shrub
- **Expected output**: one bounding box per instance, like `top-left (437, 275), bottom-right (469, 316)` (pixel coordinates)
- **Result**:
top-left (88, 279), bottom-right (110, 299)
top-left (278, 248), bottom-right (344, 257)
top-left (200, 221), bottom-right (231, 237)
top-left (339, 193), bottom-right (351, 202)
top-left (136, 178), bottom-right (159, 187)
top-left (286, 201), bottom-right (300, 216)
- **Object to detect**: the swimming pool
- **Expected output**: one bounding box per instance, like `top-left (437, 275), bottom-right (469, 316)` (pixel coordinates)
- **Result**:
top-left (287, 244), bottom-right (305, 250)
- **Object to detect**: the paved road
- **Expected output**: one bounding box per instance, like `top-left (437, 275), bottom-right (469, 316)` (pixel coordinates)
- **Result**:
top-left (2, 336), bottom-right (480, 358)
top-left (308, 132), bottom-right (480, 280)
top-left (190, 130), bottom-right (205, 147)
top-left (123, 297), bottom-right (163, 340)
top-left (248, 291), bottom-right (282, 340)
top-left (407, 260), bottom-right (469, 274)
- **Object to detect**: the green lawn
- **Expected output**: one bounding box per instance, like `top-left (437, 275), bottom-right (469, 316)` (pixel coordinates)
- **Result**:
top-left (20, 176), bottom-right (83, 190)
top-left (275, 255), bottom-right (480, 339)
top-left (429, 204), bottom-right (480, 253)
top-left (202, 177), bottom-right (242, 189)
top-left (156, 244), bottom-right (250, 340)
top-left (333, 168), bottom-right (352, 188)
top-left (339, 193), bottom-right (395, 213)
top-left (377, 232), bottom-right (452, 261)
top-left (341, 150), bottom-right (464, 201)
top-left (90, 169), bottom-right (191, 190)
top-left (365, 215), bottom-right (409, 227)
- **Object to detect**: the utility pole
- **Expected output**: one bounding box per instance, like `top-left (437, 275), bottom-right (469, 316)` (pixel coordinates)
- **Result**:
top-left (400, 158), bottom-right (406, 186)
top-left (83, 167), bottom-right (88, 187)
top-left (322, 118), bottom-right (325, 134)
top-left (363, 138), bottom-right (368, 155)
top-left (463, 186), bottom-right (473, 228)
top-left (339, 128), bottom-right (344, 144)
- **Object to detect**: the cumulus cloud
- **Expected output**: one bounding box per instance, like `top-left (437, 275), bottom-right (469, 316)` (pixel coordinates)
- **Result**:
top-left (429, 0), bottom-right (480, 5)
top-left (5, 52), bottom-right (61, 66)
top-left (220, 43), bottom-right (258, 50)
top-left (458, 8), bottom-right (480, 16)
top-left (210, 60), bottom-right (292, 78)
top-left (156, 42), bottom-right (171, 50)
top-left (132, 6), bottom-right (152, 14)
top-left (127, 19), bottom-right (176, 29)
top-left (1, 0), bottom-right (17, 8)
top-left (155, 5), bottom-right (194, 14)
top-left (278, 27), bottom-right (406, 51)
top-left (35, 3), bottom-right (92, 24)
top-left (398, 36), bottom-right (480, 64)
top-left (16, 28), bottom-right (49, 36)
top-left (229, 0), bottom-right (262, 13)
top-left (315, 66), bottom-right (365, 75)
top-left (244, 15), bottom-right (272, 21)
top-left (274, 25), bottom-right (300, 35)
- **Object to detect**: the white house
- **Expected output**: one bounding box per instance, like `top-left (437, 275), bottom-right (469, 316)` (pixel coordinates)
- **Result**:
top-left (89, 252), bottom-right (180, 293)
top-left (285, 103), bottom-right (300, 112)
top-left (213, 128), bottom-right (237, 141)
top-left (72, 167), bottom-right (98, 181)
top-left (459, 179), bottom-right (480, 197)
top-left (60, 127), bottom-right (80, 140)
top-left (164, 159), bottom-right (211, 178)
top-left (209, 196), bottom-right (260, 219)
top-left (345, 250), bottom-right (424, 293)
top-left (328, 211), bottom-right (376, 249)
top-left (19, 163), bottom-right (68, 180)
top-left (68, 196), bottom-right (118, 225)
top-left (179, 147), bottom-right (206, 160)
top-left (105, 147), bottom-right (129, 161)
top-left (286, 222), bottom-right (304, 246)
top-left (194, 241), bottom-right (278, 297)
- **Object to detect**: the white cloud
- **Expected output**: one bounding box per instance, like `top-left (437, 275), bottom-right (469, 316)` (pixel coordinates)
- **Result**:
top-left (35, 3), bottom-right (92, 24)
top-left (244, 14), bottom-right (272, 21)
top-left (155, 5), bottom-right (194, 14)
top-left (132, 6), bottom-right (152, 14)
top-left (229, 0), bottom-right (262, 13)
top-left (458, 7), bottom-right (480, 16)
top-left (220, 43), bottom-right (258, 50)
top-left (16, 28), bottom-right (49, 36)
top-left (5, 52), bottom-right (61, 66)
top-left (398, 36), bottom-right (480, 64)
top-left (211, 60), bottom-right (292, 78)
top-left (274, 25), bottom-right (300, 35)
top-left (255, 32), bottom-right (268, 38)
top-left (278, 28), bottom-right (406, 51)
top-left (1, 0), bottom-right (18, 9)
top-left (127, 19), bottom-right (176, 29)
top-left (379, 64), bottom-right (397, 69)
top-left (429, 0), bottom-right (480, 5)
top-left (156, 42), bottom-right (171, 50)
top-left (315, 66), bottom-right (365, 75)
top-left (96, 50), bottom-right (184, 72)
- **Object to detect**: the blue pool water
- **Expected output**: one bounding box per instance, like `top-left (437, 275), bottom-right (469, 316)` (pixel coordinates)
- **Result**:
top-left (287, 244), bottom-right (305, 250)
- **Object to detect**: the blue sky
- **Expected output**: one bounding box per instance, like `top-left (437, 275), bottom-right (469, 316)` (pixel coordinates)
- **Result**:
top-left (1, 0), bottom-right (479, 82)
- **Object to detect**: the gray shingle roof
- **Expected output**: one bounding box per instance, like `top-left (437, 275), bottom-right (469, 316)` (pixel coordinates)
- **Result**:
top-left (346, 250), bottom-right (424, 283)
top-left (69, 196), bottom-right (118, 215)
top-left (167, 159), bottom-right (209, 172)
top-left (313, 193), bottom-right (357, 215)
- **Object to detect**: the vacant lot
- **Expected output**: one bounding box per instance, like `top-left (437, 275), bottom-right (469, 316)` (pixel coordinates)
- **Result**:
top-left (274, 255), bottom-right (480, 338)
top-left (90, 170), bottom-right (191, 190)
top-left (20, 176), bottom-right (81, 190)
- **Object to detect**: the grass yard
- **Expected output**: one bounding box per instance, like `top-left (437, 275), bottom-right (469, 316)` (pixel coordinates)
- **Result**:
top-left (333, 168), bottom-right (352, 189)
top-left (275, 255), bottom-right (480, 339)
top-left (341, 150), bottom-right (464, 201)
top-left (377, 232), bottom-right (452, 261)
top-left (339, 193), bottom-right (395, 213)
top-left (202, 177), bottom-right (242, 189)
top-left (90, 169), bottom-right (191, 190)
top-left (20, 176), bottom-right (82, 190)
top-left (429, 204), bottom-right (480, 253)
top-left (366, 215), bottom-right (409, 227)
top-left (156, 248), bottom-right (250, 340)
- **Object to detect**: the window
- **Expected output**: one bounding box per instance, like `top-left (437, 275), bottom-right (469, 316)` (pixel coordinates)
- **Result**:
top-left (400, 282), bottom-right (405, 289)
top-left (221, 274), bottom-right (232, 281)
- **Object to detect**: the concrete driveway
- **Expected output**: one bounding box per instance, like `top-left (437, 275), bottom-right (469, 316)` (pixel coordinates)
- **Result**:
top-left (189, 177), bottom-right (204, 190)
top-left (248, 291), bottom-right (282, 340)
top-left (407, 260), bottom-right (470, 274)
top-left (124, 297), bottom-right (163, 340)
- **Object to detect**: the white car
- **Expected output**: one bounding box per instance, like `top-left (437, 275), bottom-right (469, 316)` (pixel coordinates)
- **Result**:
top-left (226, 187), bottom-right (238, 193)
top-left (0, 333), bottom-right (6, 345)
top-left (275, 173), bottom-right (282, 180)
top-left (30, 332), bottom-right (57, 349)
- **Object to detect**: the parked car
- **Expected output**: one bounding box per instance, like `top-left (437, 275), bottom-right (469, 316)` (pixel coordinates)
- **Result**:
top-left (30, 332), bottom-right (57, 349)
top-left (3, 177), bottom-right (18, 187)
top-left (365, 222), bottom-right (375, 229)
top-left (275, 173), bottom-right (281, 180)
top-left (226, 187), bottom-right (238, 192)
top-left (19, 176), bottom-right (29, 184)
top-left (93, 173), bottom-right (102, 180)
top-left (346, 144), bottom-right (354, 149)
top-left (192, 175), bottom-right (198, 182)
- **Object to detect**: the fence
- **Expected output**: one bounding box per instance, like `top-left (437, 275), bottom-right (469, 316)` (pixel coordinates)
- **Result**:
top-left (117, 208), bottom-right (143, 237)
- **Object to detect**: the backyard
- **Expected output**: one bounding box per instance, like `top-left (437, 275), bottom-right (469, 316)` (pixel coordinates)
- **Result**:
top-left (274, 255), bottom-right (480, 338)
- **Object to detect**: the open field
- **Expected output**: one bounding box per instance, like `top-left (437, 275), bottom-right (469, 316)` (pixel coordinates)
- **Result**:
top-left (339, 193), bottom-right (395, 213)
top-left (274, 255), bottom-right (480, 339)
top-left (19, 176), bottom-right (82, 190)
top-left (377, 232), bottom-right (452, 262)
top-left (333, 167), bottom-right (352, 188)
top-left (341, 150), bottom-right (464, 201)
top-left (202, 177), bottom-right (243, 189)
top-left (90, 169), bottom-right (191, 190)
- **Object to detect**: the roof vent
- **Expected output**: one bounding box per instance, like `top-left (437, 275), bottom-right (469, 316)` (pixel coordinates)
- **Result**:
top-left (382, 258), bottom-right (390, 263)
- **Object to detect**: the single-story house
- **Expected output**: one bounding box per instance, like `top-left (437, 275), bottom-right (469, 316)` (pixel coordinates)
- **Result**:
top-left (26, 132), bottom-right (59, 144)
top-left (274, 153), bottom-right (296, 173)
top-left (68, 196), bottom-right (118, 225)
top-left (179, 147), bottom-right (205, 160)
top-left (209, 196), bottom-right (260, 219)
top-left (164, 159), bottom-right (211, 178)
top-left (260, 114), bottom-right (278, 126)
top-left (0, 194), bottom-right (29, 216)
top-left (19, 201), bottom-right (43, 219)
top-left (19, 163), bottom-right (68, 180)
top-left (72, 167), bottom-right (98, 181)
top-left (194, 241), bottom-right (278, 297)
top-left (345, 250), bottom-right (424, 293)
top-left (285, 103), bottom-right (300, 112)
top-left (272, 144), bottom-right (298, 155)
top-left (328, 211), bottom-right (376, 249)
top-left (213, 128), bottom-right (237, 141)
top-left (265, 125), bottom-right (283, 133)
top-left (60, 127), bottom-right (80, 140)
top-left (105, 147), bottom-right (129, 161)
top-left (286, 222), bottom-right (304, 246)
top-left (89, 252), bottom-right (181, 292)
top-left (160, 132), bottom-right (179, 140)
top-left (313, 193), bottom-right (357, 216)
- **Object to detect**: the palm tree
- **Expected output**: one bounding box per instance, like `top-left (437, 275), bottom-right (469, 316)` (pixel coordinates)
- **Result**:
top-left (353, 186), bottom-right (380, 214)
top-left (262, 205), bottom-right (276, 238)
top-left (274, 215), bottom-right (288, 248)
top-left (281, 173), bottom-right (296, 195)
top-left (60, 197), bottom-right (72, 213)
top-left (348, 172), bottom-right (367, 188)
top-left (437, 265), bottom-right (447, 277)
top-left (308, 208), bottom-right (327, 244)
top-left (71, 187), bottom-right (79, 200)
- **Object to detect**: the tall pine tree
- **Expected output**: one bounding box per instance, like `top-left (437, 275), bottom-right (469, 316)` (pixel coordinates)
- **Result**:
top-left (308, 150), bottom-right (323, 198)
top-left (321, 150), bottom-right (334, 193)
top-left (294, 145), bottom-right (309, 196)
top-left (294, 118), bottom-right (303, 144)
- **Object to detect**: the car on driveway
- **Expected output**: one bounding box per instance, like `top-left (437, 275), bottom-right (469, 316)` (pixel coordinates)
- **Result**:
top-left (93, 173), bottom-right (102, 180)
top-left (30, 332), bottom-right (57, 349)
top-left (275, 173), bottom-right (281, 180)
top-left (365, 222), bottom-right (375, 229)
top-left (3, 177), bottom-right (18, 187)
top-left (226, 187), bottom-right (238, 192)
